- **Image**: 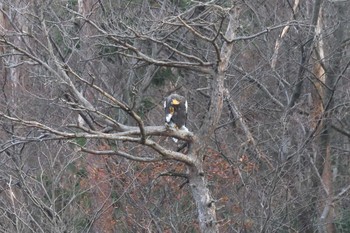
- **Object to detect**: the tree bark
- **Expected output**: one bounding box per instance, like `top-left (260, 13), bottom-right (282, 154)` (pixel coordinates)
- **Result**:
top-left (188, 160), bottom-right (217, 232)
top-left (288, 0), bottom-right (323, 108)
top-left (187, 4), bottom-right (241, 232)
top-left (316, 1), bottom-right (346, 232)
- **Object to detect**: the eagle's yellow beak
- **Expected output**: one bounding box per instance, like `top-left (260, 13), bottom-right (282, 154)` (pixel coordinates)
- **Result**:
top-left (171, 99), bottom-right (180, 105)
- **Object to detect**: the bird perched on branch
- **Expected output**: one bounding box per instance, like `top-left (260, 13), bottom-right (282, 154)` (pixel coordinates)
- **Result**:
top-left (164, 94), bottom-right (188, 141)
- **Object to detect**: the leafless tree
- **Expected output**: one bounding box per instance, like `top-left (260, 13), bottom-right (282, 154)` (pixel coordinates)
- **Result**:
top-left (0, 0), bottom-right (349, 232)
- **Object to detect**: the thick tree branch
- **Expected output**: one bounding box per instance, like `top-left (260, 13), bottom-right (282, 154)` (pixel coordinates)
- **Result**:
top-left (0, 112), bottom-right (195, 165)
top-left (80, 147), bottom-right (164, 163)
top-left (222, 21), bottom-right (301, 42)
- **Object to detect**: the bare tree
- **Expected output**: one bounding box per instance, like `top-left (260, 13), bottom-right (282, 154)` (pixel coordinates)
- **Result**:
top-left (1, 0), bottom-right (349, 232)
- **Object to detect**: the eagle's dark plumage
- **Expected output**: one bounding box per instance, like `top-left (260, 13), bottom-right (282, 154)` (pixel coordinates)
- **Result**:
top-left (164, 94), bottom-right (188, 140)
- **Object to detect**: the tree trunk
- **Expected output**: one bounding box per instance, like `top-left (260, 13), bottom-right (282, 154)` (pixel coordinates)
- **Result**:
top-left (289, 0), bottom-right (323, 108)
top-left (187, 4), bottom-right (241, 232)
top-left (188, 161), bottom-right (217, 232)
top-left (317, 2), bottom-right (346, 232)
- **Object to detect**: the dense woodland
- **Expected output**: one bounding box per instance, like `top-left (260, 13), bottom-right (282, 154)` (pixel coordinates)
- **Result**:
top-left (0, 0), bottom-right (349, 232)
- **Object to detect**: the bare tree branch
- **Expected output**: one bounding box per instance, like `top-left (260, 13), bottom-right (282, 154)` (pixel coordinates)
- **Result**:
top-left (79, 147), bottom-right (164, 163)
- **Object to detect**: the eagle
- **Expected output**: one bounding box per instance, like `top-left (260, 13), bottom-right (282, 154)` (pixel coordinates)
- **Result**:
top-left (164, 94), bottom-right (188, 141)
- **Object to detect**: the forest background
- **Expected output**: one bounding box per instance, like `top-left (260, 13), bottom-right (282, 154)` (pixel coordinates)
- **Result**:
top-left (0, 0), bottom-right (349, 232)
